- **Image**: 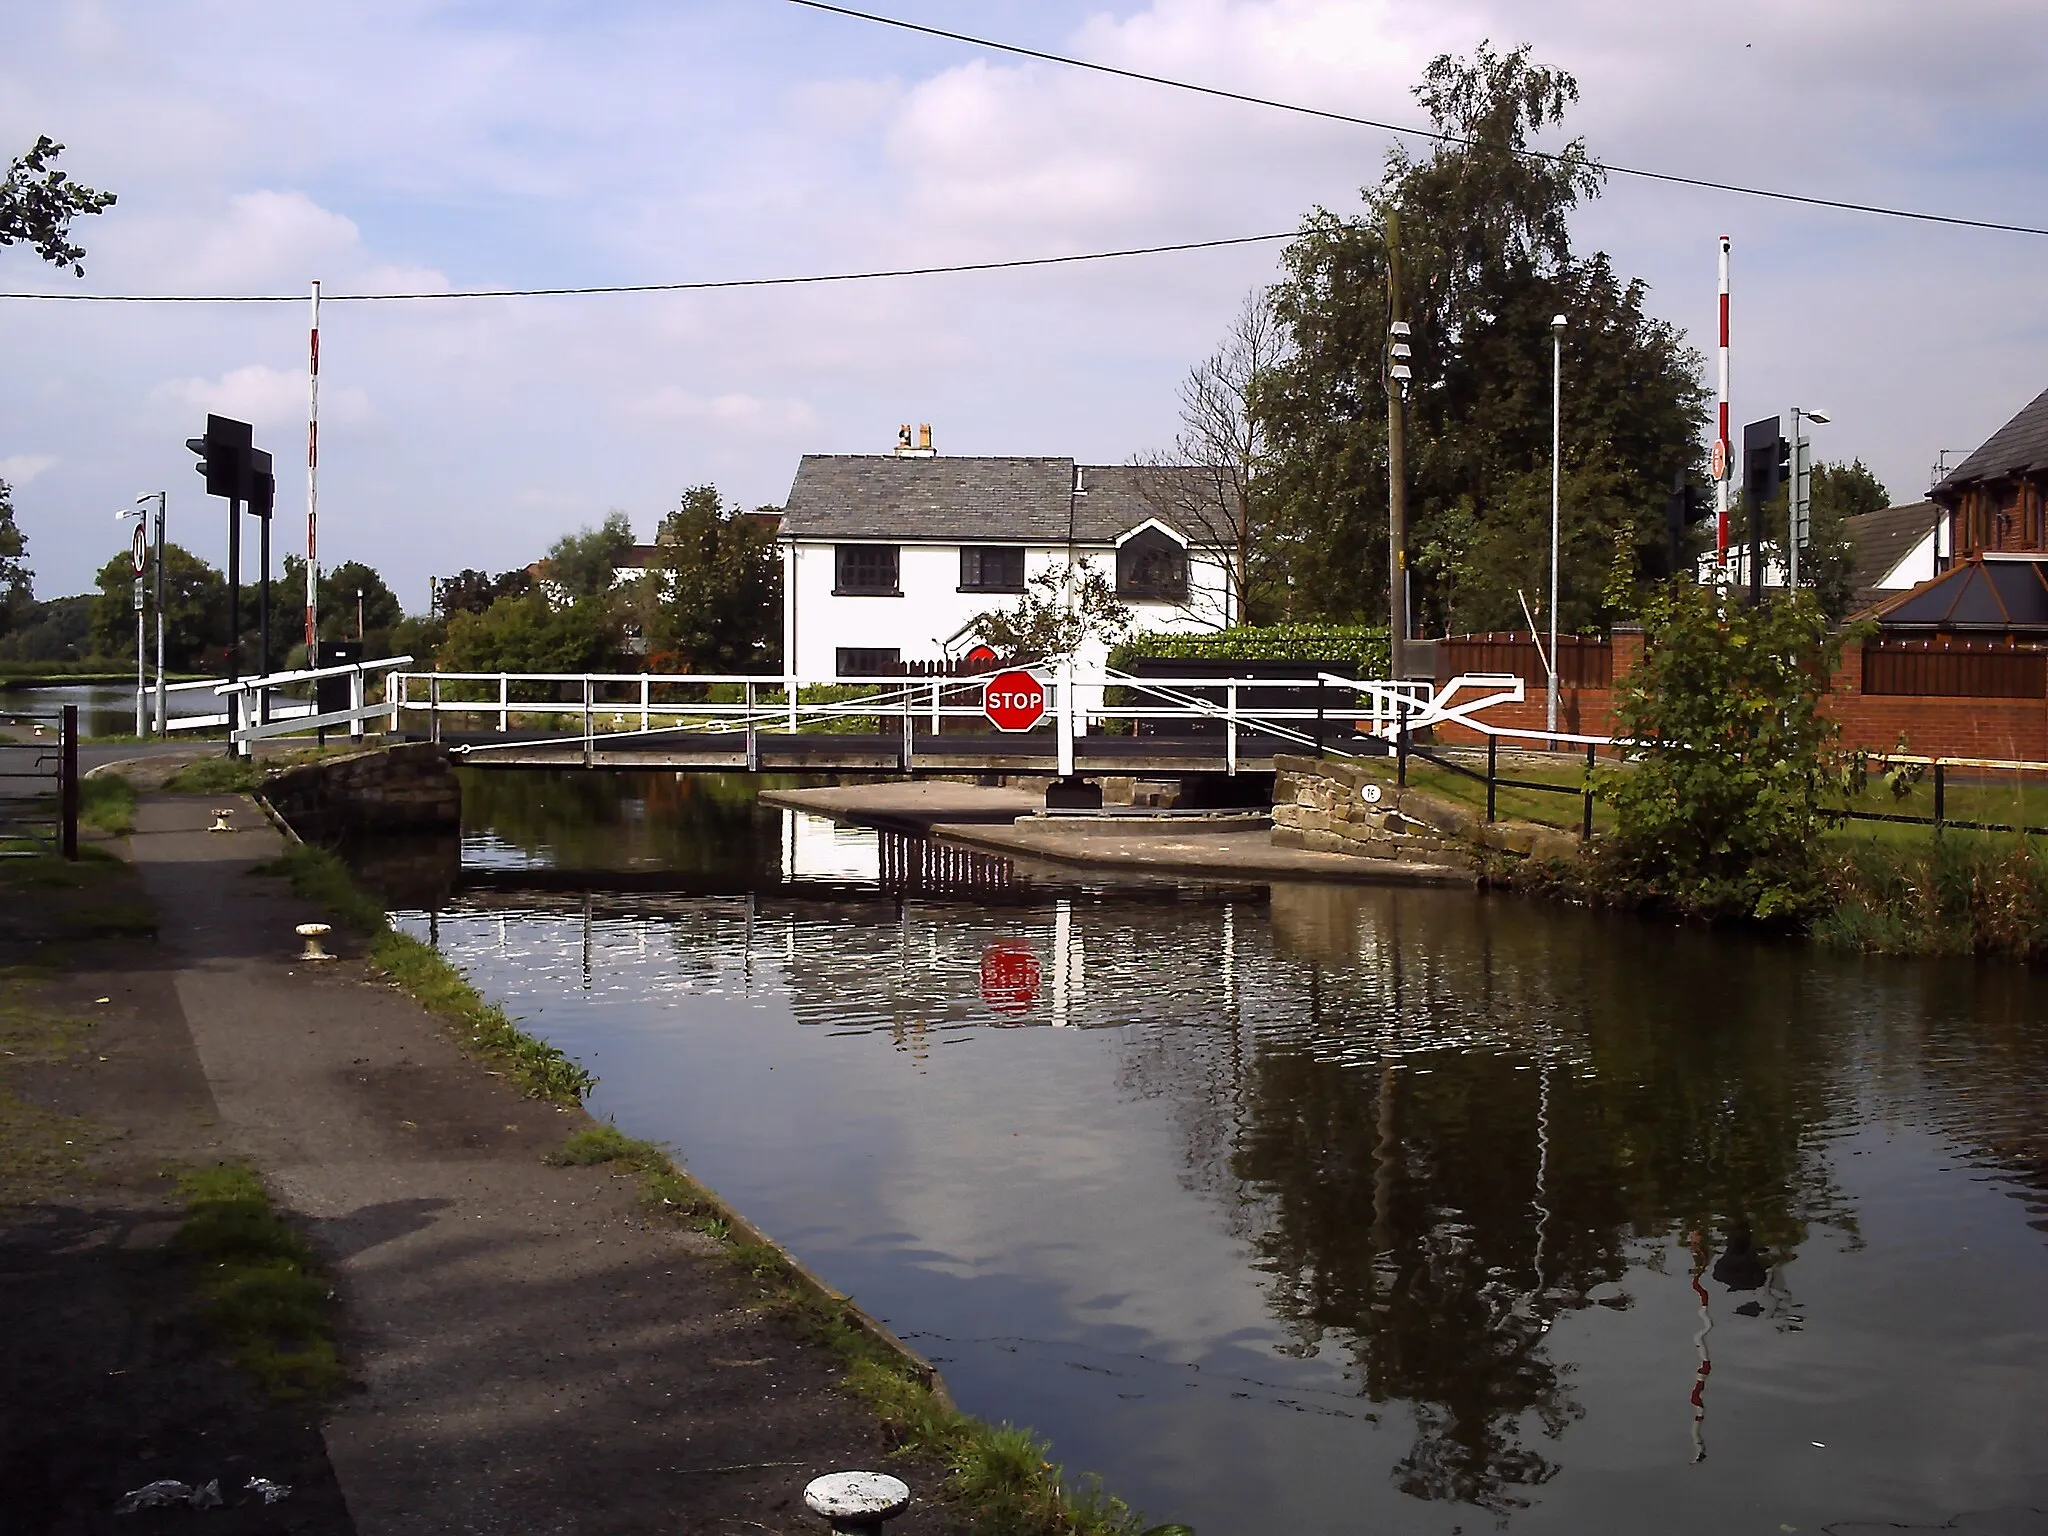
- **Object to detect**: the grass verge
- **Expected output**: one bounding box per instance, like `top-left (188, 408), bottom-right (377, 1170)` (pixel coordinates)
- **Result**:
top-left (164, 755), bottom-right (265, 794)
top-left (257, 842), bottom-right (593, 1102)
top-left (79, 772), bottom-right (138, 836)
top-left (174, 1163), bottom-right (343, 1399)
top-left (547, 1125), bottom-right (1190, 1536)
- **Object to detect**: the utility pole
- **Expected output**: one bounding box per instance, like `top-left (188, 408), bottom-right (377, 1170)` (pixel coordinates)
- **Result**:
top-left (1385, 207), bottom-right (1411, 682)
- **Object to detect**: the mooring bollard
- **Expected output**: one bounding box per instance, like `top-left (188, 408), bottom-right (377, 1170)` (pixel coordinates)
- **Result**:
top-left (296, 923), bottom-right (336, 962)
top-left (803, 1471), bottom-right (910, 1535)
top-left (208, 807), bottom-right (236, 833)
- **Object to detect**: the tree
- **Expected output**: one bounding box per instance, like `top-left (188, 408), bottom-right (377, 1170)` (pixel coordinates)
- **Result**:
top-left (0, 594), bottom-right (92, 663)
top-left (1256, 44), bottom-right (1707, 635)
top-left (437, 567), bottom-right (533, 617)
top-left (965, 563), bottom-right (1131, 664)
top-left (637, 487), bottom-right (782, 672)
top-left (0, 478), bottom-right (32, 634)
top-left (1139, 292), bottom-right (1286, 623)
top-left (540, 512), bottom-right (635, 603)
top-left (437, 589), bottom-right (618, 675)
top-left (1806, 459), bottom-right (1888, 621)
top-left (1599, 582), bottom-right (1854, 920)
top-left (2, 137), bottom-right (117, 275)
top-left (91, 543), bottom-right (228, 671)
top-left (320, 559), bottom-right (403, 642)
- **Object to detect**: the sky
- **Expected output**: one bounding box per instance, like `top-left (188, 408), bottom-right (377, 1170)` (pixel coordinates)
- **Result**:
top-left (3, 0), bottom-right (2044, 610)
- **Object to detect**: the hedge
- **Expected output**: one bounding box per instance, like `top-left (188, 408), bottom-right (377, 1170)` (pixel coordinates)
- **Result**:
top-left (1109, 624), bottom-right (1390, 677)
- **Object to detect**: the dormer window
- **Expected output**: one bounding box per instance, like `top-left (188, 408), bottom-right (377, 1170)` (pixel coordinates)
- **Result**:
top-left (1116, 526), bottom-right (1188, 600)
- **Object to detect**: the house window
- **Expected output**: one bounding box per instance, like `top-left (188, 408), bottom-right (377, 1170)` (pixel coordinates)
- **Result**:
top-left (959, 545), bottom-right (1026, 592)
top-left (835, 544), bottom-right (900, 595)
top-left (1116, 528), bottom-right (1189, 600)
top-left (836, 647), bottom-right (900, 676)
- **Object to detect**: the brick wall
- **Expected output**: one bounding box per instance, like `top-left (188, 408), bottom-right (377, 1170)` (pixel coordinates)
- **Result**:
top-left (1431, 626), bottom-right (2048, 761)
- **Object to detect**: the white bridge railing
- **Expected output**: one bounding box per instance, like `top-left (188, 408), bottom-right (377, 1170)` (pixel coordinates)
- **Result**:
top-left (163, 656), bottom-right (414, 756)
top-left (367, 667), bottom-right (1530, 775)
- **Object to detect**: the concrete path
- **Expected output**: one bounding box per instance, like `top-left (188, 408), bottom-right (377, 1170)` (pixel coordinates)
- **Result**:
top-left (123, 794), bottom-right (961, 1536)
top-left (765, 782), bottom-right (1472, 886)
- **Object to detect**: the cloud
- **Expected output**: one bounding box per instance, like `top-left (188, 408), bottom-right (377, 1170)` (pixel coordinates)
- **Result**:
top-left (1, 0), bottom-right (2042, 603)
top-left (629, 388), bottom-right (818, 435)
top-left (0, 455), bottom-right (59, 488)
top-left (147, 366), bottom-right (371, 434)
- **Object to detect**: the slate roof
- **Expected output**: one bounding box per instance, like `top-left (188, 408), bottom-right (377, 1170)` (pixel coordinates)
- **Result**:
top-left (780, 455), bottom-right (1228, 546)
top-left (1934, 383), bottom-right (2048, 496)
top-left (1861, 554), bottom-right (2048, 632)
top-left (1845, 500), bottom-right (1942, 612)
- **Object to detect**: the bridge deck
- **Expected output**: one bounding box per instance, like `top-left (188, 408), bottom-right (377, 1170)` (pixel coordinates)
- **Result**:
top-left (415, 729), bottom-right (1378, 774)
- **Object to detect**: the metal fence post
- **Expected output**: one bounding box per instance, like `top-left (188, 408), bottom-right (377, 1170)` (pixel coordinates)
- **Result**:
top-left (1933, 761), bottom-right (1946, 837)
top-left (498, 673), bottom-right (509, 732)
top-left (640, 674), bottom-right (650, 734)
top-left (60, 704), bottom-right (78, 861)
top-left (901, 685), bottom-right (913, 770)
top-left (1315, 680), bottom-right (1326, 758)
top-left (1396, 701), bottom-right (1409, 788)
top-left (745, 681), bottom-right (759, 771)
top-left (390, 671), bottom-right (404, 733)
top-left (429, 675), bottom-right (442, 745)
top-left (1226, 682), bottom-right (1239, 775)
top-left (1582, 741), bottom-right (1596, 841)
top-left (582, 676), bottom-right (594, 767)
top-left (349, 664), bottom-right (366, 742)
top-left (1486, 732), bottom-right (1498, 823)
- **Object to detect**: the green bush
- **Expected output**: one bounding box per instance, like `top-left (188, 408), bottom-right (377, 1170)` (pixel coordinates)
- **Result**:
top-left (1111, 623), bottom-right (1389, 676)
top-left (1597, 583), bottom-right (1854, 922)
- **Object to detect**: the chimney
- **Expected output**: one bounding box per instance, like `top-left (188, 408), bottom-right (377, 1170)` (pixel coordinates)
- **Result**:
top-left (893, 422), bottom-right (937, 458)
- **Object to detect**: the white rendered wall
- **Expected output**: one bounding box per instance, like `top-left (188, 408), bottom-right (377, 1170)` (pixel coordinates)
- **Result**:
top-left (784, 541), bottom-right (1230, 679)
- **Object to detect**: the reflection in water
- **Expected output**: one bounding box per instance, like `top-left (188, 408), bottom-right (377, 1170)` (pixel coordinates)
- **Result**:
top-left (372, 771), bottom-right (2048, 1536)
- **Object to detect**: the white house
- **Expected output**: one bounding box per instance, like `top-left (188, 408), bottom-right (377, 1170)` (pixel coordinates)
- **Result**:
top-left (778, 444), bottom-right (1236, 679)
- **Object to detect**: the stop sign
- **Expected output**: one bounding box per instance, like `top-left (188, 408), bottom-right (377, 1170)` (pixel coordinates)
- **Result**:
top-left (982, 668), bottom-right (1047, 732)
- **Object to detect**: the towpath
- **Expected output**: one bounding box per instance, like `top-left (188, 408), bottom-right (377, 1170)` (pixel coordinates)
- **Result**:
top-left (45, 792), bottom-right (962, 1534)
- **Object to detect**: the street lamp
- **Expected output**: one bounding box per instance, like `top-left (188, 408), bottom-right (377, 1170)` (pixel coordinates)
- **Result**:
top-left (1788, 408), bottom-right (1830, 593)
top-left (1548, 313), bottom-right (1567, 744)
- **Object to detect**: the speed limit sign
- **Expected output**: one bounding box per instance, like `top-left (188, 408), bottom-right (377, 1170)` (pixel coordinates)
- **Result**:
top-left (131, 523), bottom-right (147, 575)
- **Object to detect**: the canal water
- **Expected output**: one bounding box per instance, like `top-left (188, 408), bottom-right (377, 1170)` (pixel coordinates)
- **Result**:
top-left (359, 771), bottom-right (2048, 1536)
top-left (0, 682), bottom-right (223, 737)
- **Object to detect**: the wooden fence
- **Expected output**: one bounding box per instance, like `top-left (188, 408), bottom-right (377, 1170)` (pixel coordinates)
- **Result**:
top-left (1435, 632), bottom-right (1613, 689)
top-left (1861, 639), bottom-right (2048, 699)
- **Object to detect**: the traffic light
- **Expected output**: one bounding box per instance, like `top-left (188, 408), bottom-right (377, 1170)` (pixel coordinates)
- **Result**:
top-left (1742, 415), bottom-right (1789, 515)
top-left (247, 448), bottom-right (274, 520)
top-left (185, 413), bottom-right (256, 500)
top-left (1666, 470), bottom-right (1713, 576)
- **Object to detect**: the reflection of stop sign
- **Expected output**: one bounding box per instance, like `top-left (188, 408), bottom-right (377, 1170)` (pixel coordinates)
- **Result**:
top-left (983, 668), bottom-right (1047, 732)
top-left (980, 942), bottom-right (1041, 1016)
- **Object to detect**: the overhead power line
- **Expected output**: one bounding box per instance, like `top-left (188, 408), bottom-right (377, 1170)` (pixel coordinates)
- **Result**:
top-left (785, 0), bottom-right (2048, 240)
top-left (0, 230), bottom-right (1293, 303)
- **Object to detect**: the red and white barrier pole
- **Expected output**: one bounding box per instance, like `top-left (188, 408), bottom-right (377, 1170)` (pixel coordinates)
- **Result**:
top-left (306, 279), bottom-right (320, 653)
top-left (1715, 237), bottom-right (1730, 570)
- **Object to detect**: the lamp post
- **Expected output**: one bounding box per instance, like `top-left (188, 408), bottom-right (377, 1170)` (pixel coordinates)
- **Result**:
top-left (1787, 408), bottom-right (1830, 593)
top-left (1548, 313), bottom-right (1567, 744)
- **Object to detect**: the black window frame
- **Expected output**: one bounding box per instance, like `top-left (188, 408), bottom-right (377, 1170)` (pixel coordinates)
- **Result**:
top-left (834, 543), bottom-right (901, 596)
top-left (958, 544), bottom-right (1027, 593)
top-left (1115, 529), bottom-right (1190, 601)
top-left (836, 646), bottom-right (902, 677)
